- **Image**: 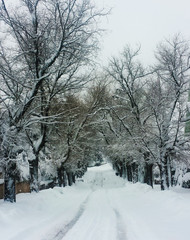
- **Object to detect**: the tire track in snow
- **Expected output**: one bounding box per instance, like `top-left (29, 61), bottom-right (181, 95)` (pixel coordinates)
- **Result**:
top-left (50, 167), bottom-right (127, 240)
top-left (51, 193), bottom-right (92, 240)
top-left (105, 189), bottom-right (128, 240)
top-left (52, 172), bottom-right (104, 240)
top-left (113, 208), bottom-right (128, 240)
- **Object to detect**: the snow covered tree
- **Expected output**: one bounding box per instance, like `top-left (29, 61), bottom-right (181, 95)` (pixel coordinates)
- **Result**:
top-left (147, 35), bottom-right (190, 190)
top-left (0, 0), bottom-right (106, 201)
top-left (48, 80), bottom-right (111, 186)
top-left (106, 46), bottom-right (154, 186)
top-left (105, 36), bottom-right (190, 190)
top-left (49, 94), bottom-right (89, 186)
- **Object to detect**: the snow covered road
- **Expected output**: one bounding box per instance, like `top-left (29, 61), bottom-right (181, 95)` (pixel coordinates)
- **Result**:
top-left (1, 163), bottom-right (190, 240)
top-left (50, 168), bottom-right (127, 240)
top-left (61, 171), bottom-right (127, 240)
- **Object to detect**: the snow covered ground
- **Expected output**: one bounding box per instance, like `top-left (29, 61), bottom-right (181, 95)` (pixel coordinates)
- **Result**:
top-left (1, 163), bottom-right (190, 240)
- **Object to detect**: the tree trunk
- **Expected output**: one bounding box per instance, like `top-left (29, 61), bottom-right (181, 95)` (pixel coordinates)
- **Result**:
top-left (159, 163), bottom-right (169, 190)
top-left (166, 155), bottom-right (174, 187)
top-left (165, 165), bottom-right (170, 188)
top-left (67, 172), bottom-right (73, 186)
top-left (160, 166), bottom-right (166, 190)
top-left (29, 157), bottom-right (39, 192)
top-left (132, 162), bottom-right (138, 183)
top-left (57, 166), bottom-right (68, 187)
top-left (57, 167), bottom-right (63, 187)
top-left (63, 170), bottom-right (68, 187)
top-left (119, 164), bottom-right (123, 177)
top-left (122, 162), bottom-right (127, 179)
top-left (143, 152), bottom-right (153, 187)
top-left (114, 161), bottom-right (121, 177)
top-left (117, 161), bottom-right (125, 177)
top-left (144, 163), bottom-right (153, 188)
top-left (127, 165), bottom-right (132, 182)
top-left (171, 168), bottom-right (175, 187)
top-left (4, 161), bottom-right (16, 202)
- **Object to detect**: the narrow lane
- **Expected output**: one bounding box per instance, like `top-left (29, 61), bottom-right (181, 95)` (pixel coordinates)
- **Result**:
top-left (47, 164), bottom-right (160, 240)
top-left (62, 168), bottom-right (127, 240)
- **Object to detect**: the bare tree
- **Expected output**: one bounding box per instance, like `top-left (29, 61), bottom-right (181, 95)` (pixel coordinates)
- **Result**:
top-left (0, 0), bottom-right (106, 201)
top-left (48, 80), bottom-right (111, 186)
top-left (148, 35), bottom-right (190, 190)
top-left (106, 45), bottom-right (154, 186)
top-left (105, 37), bottom-right (190, 190)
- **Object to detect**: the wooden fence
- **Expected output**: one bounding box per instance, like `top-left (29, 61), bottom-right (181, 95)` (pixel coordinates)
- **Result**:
top-left (0, 182), bottom-right (30, 199)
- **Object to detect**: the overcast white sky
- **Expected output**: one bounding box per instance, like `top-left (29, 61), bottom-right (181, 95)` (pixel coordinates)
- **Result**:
top-left (95, 0), bottom-right (190, 65)
top-left (4, 0), bottom-right (190, 66)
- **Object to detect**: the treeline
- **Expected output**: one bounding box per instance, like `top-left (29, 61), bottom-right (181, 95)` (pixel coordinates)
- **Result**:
top-left (1, 0), bottom-right (190, 203)
top-left (104, 37), bottom-right (190, 190)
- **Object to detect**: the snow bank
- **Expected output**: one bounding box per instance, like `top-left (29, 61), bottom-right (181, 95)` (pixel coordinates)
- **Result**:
top-left (0, 186), bottom-right (91, 240)
top-left (0, 163), bottom-right (190, 240)
top-left (106, 182), bottom-right (190, 240)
